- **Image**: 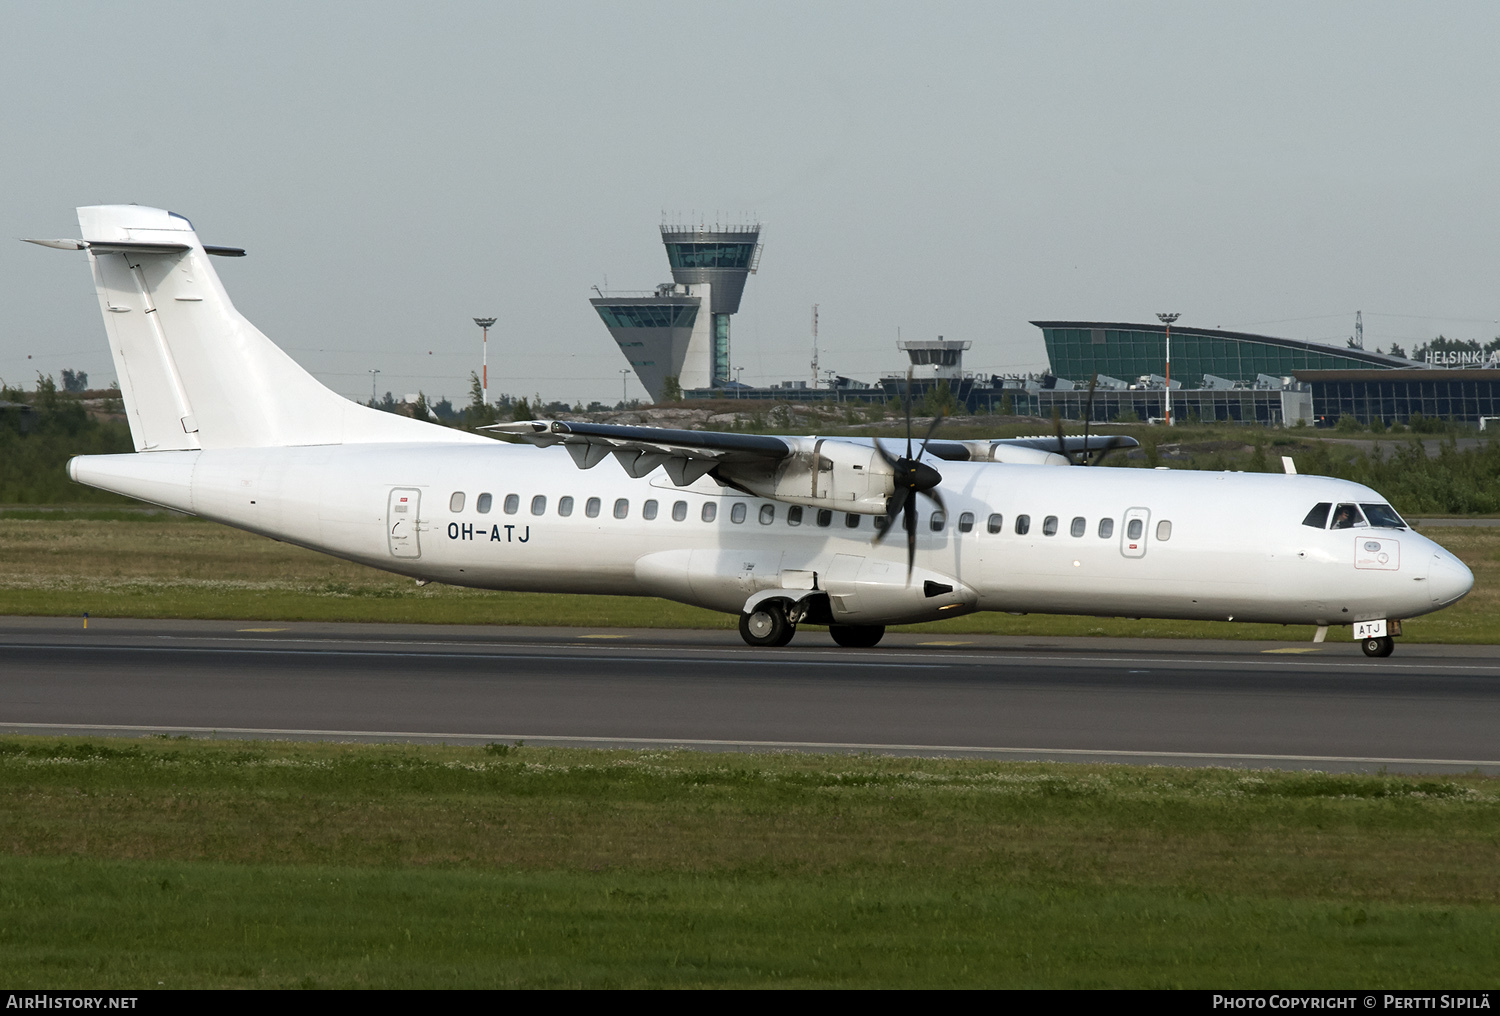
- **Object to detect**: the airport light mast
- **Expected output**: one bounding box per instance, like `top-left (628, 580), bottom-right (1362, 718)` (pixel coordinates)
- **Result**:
top-left (474, 317), bottom-right (496, 405)
top-left (1157, 312), bottom-right (1180, 426)
top-left (811, 304), bottom-right (819, 388)
top-left (367, 368), bottom-right (381, 405)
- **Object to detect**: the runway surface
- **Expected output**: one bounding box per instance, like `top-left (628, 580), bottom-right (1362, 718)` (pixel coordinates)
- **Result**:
top-left (2, 616), bottom-right (1498, 773)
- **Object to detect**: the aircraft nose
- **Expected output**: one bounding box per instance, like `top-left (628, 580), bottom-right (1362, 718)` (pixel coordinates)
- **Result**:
top-left (1428, 550), bottom-right (1474, 606)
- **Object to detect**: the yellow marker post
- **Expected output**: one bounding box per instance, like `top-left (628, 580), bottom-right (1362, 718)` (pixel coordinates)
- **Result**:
top-left (83, 612), bottom-right (88, 630)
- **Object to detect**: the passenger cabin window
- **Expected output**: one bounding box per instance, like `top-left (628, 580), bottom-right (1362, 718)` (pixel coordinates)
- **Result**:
top-left (930, 511), bottom-right (946, 532)
top-left (1361, 503), bottom-right (1407, 529)
top-left (816, 509), bottom-right (833, 527)
top-left (449, 492), bottom-right (465, 513)
top-left (845, 513), bottom-right (861, 529)
top-left (613, 498), bottom-right (629, 519)
top-left (1330, 503), bottom-right (1367, 530)
top-left (873, 515), bottom-right (889, 531)
top-left (531, 495), bottom-right (546, 516)
top-left (1015, 514), bottom-right (1030, 535)
top-left (1042, 516), bottom-right (1059, 537)
top-left (1070, 516), bottom-right (1086, 538)
top-left (476, 493), bottom-right (492, 514)
top-left (504, 494), bottom-right (519, 515)
top-left (958, 512), bottom-right (975, 533)
top-left (701, 503), bottom-right (717, 522)
top-left (787, 505), bottom-right (803, 526)
top-left (1098, 518), bottom-right (1114, 539)
top-left (642, 500), bottom-right (658, 520)
top-left (1302, 502), bottom-right (1332, 529)
top-left (585, 497), bottom-right (601, 518)
top-left (558, 496), bottom-right (574, 517)
top-left (987, 513), bottom-right (1003, 534)
top-left (730, 503), bottom-right (747, 524)
top-left (1156, 520), bottom-right (1173, 541)
top-left (672, 501), bottom-right (688, 522)
top-left (1127, 518), bottom-right (1144, 540)
top-left (759, 504), bottom-right (775, 524)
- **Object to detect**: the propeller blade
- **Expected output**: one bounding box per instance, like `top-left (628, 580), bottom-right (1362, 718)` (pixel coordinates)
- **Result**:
top-left (1053, 408), bottom-right (1068, 462)
top-left (872, 486), bottom-right (909, 546)
top-left (904, 496), bottom-right (918, 582)
top-left (917, 411), bottom-right (944, 459)
top-left (904, 368), bottom-right (915, 460)
top-left (1081, 373), bottom-right (1098, 464)
top-left (922, 485), bottom-right (947, 516)
top-left (873, 437), bottom-right (900, 470)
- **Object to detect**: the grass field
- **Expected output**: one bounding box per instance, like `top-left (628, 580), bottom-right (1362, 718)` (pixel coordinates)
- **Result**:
top-left (1, 512), bottom-right (1497, 641)
top-left (0, 736), bottom-right (1496, 988)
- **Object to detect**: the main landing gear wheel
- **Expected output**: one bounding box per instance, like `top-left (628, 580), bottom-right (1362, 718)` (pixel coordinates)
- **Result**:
top-left (1361, 635), bottom-right (1395, 658)
top-left (829, 624), bottom-right (886, 648)
top-left (739, 601), bottom-right (796, 647)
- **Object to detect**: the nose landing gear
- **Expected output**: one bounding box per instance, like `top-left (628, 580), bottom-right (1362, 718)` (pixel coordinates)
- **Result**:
top-left (1361, 635), bottom-right (1395, 658)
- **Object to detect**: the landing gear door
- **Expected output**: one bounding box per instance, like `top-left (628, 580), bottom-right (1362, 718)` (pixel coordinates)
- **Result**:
top-left (1120, 507), bottom-right (1150, 559)
top-left (388, 488), bottom-right (421, 559)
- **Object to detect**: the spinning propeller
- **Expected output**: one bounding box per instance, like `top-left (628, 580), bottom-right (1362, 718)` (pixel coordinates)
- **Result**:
top-left (872, 372), bottom-right (946, 582)
top-left (1054, 373), bottom-right (1128, 466)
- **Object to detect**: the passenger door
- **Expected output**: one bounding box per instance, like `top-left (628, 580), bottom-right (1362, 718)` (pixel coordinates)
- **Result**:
top-left (387, 488), bottom-right (422, 558)
top-left (1120, 506), bottom-right (1150, 559)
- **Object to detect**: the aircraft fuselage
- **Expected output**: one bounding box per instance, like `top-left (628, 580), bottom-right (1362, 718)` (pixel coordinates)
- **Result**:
top-left (70, 442), bottom-right (1473, 630)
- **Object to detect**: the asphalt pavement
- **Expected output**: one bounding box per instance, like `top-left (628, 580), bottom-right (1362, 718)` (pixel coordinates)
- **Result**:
top-left (1, 616), bottom-right (1497, 773)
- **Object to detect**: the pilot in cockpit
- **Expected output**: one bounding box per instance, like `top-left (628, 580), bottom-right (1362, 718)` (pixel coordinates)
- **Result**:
top-left (1330, 504), bottom-right (1364, 530)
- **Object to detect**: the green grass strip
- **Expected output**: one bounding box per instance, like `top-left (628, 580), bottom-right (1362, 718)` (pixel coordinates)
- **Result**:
top-left (0, 737), bottom-right (1497, 987)
top-left (4, 857), bottom-right (1497, 988)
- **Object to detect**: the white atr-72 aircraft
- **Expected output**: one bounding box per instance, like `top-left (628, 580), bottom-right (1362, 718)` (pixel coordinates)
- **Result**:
top-left (26, 205), bottom-right (1473, 656)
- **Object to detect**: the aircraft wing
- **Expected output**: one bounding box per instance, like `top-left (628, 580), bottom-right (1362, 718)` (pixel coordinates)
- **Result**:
top-left (487, 420), bottom-right (1141, 513)
top-left (486, 420), bottom-right (791, 485)
top-left (927, 434), bottom-right (1140, 462)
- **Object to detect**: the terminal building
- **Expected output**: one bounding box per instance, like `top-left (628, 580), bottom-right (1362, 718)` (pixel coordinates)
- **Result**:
top-left (588, 224), bottom-right (1500, 424)
top-left (1031, 321), bottom-right (1425, 426)
top-left (1032, 322), bottom-right (1500, 427)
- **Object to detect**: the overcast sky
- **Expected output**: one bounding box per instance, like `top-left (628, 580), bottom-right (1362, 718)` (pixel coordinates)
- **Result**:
top-left (4, 1), bottom-right (1499, 406)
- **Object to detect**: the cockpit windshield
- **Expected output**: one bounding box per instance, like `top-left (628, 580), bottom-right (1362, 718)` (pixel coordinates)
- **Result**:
top-left (1360, 503), bottom-right (1407, 529)
top-left (1330, 503), bottom-right (1367, 530)
top-left (1301, 503), bottom-right (1331, 528)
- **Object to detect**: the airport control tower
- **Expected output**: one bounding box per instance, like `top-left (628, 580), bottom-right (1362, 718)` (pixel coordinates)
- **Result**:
top-left (899, 336), bottom-right (971, 379)
top-left (659, 223), bottom-right (762, 387)
top-left (591, 222), bottom-right (762, 402)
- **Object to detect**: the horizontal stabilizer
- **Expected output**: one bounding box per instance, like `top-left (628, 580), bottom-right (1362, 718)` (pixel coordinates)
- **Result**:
top-left (88, 240), bottom-right (192, 256)
top-left (23, 238), bottom-right (243, 256)
top-left (22, 238), bottom-right (87, 250)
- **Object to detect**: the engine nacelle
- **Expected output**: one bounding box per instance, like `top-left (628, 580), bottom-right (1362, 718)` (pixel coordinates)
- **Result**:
top-left (716, 437), bottom-right (894, 515)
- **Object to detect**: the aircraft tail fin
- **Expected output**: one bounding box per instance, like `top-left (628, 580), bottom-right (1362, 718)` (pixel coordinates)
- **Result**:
top-left (66, 205), bottom-right (478, 451)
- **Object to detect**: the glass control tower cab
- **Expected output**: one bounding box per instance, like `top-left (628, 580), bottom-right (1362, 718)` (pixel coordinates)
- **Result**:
top-left (659, 224), bottom-right (762, 387)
